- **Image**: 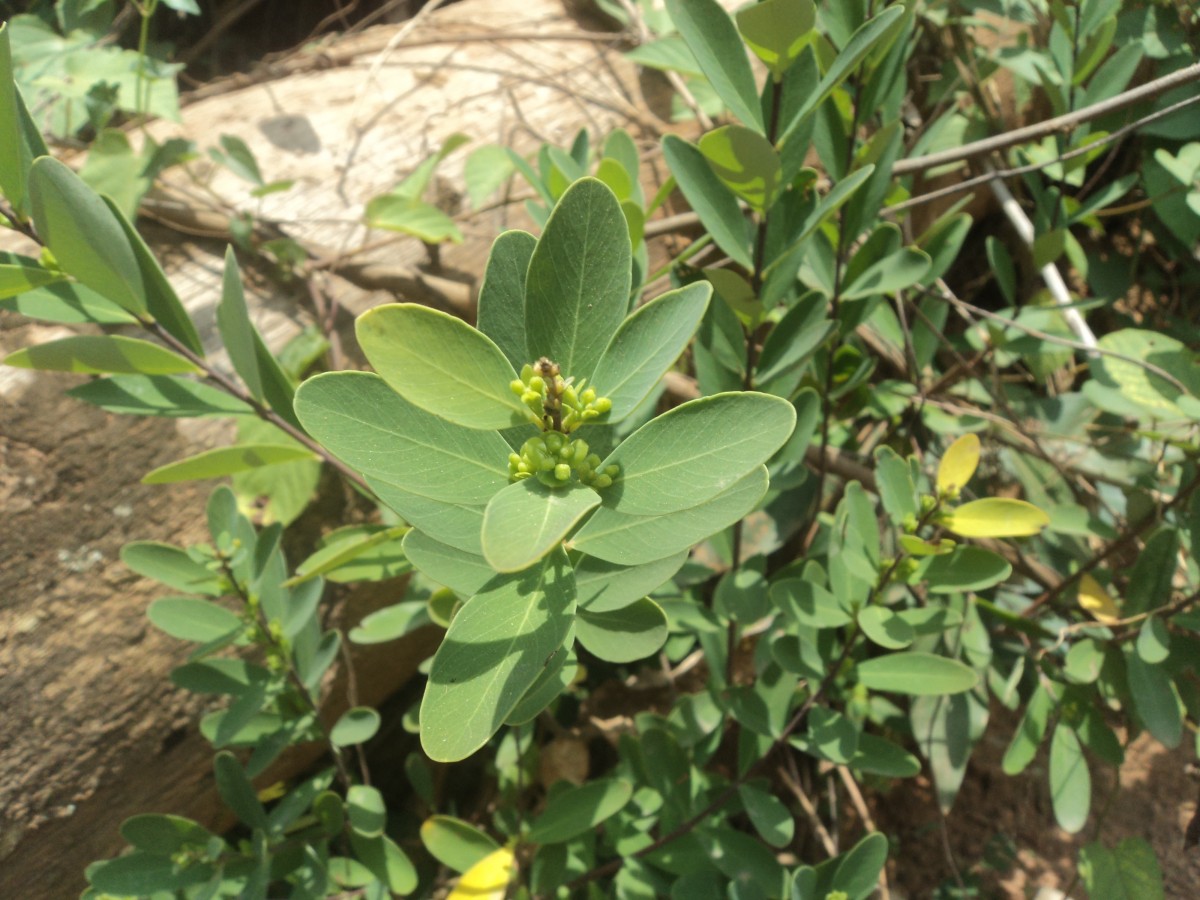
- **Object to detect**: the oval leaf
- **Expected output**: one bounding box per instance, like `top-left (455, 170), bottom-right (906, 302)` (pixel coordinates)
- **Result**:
top-left (919, 546), bottom-right (1012, 594)
top-left (147, 597), bottom-right (241, 642)
top-left (857, 652), bottom-right (979, 696)
top-left (736, 0), bottom-right (815, 76)
top-left (482, 480), bottom-right (600, 573)
top-left (857, 606), bottom-right (914, 649)
top-left (599, 392), bottom-right (795, 516)
top-left (421, 815), bottom-right (501, 874)
top-left (1077, 573), bottom-right (1121, 624)
top-left (356, 304), bottom-right (527, 430)
top-left (142, 443), bottom-right (315, 484)
top-left (1049, 723), bottom-right (1090, 833)
top-left (592, 282), bottom-right (711, 421)
top-left (942, 498), bottom-right (1050, 538)
top-left (5, 334), bottom-right (200, 375)
top-left (698, 125), bottom-right (782, 212)
top-left (937, 433), bottom-right (980, 497)
top-left (575, 598), bottom-right (669, 663)
top-left (524, 178), bottom-right (631, 381)
top-left (571, 465), bottom-right (768, 565)
top-left (528, 779), bottom-right (634, 845)
top-left (331, 707), bottom-right (381, 747)
top-left (421, 549), bottom-right (575, 761)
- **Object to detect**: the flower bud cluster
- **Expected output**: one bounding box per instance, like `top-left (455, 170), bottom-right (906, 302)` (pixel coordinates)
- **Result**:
top-left (508, 431), bottom-right (620, 489)
top-left (509, 357), bottom-right (612, 433)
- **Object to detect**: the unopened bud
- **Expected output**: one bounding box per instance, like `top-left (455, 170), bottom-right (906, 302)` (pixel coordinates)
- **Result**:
top-left (586, 454), bottom-right (602, 469)
top-left (520, 363), bottom-right (534, 382)
top-left (572, 440), bottom-right (589, 463)
top-left (528, 375), bottom-right (545, 393)
top-left (510, 379), bottom-right (525, 395)
top-left (554, 463), bottom-right (571, 481)
top-left (593, 474), bottom-right (612, 489)
top-left (593, 397), bottom-right (612, 414)
top-left (581, 388), bottom-right (596, 405)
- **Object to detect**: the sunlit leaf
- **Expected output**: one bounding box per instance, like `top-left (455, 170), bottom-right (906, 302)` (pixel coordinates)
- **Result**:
top-left (936, 433), bottom-right (980, 497)
top-left (942, 498), bottom-right (1049, 538)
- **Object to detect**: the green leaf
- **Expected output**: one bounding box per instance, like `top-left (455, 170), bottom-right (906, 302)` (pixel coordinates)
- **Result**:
top-left (348, 601), bottom-right (430, 645)
top-left (942, 498), bottom-right (1050, 538)
top-left (1090, 329), bottom-right (1200, 420)
top-left (403, 530), bottom-right (496, 596)
top-left (738, 783), bottom-right (794, 848)
top-left (772, 578), bottom-right (852, 629)
top-left (665, 0), bottom-right (764, 131)
top-left (661, 134), bottom-right (753, 269)
top-left (291, 525), bottom-right (409, 585)
top-left (842, 247), bottom-right (931, 299)
top-left (476, 229), bottom-right (536, 371)
top-left (782, 6), bottom-right (907, 142)
top-left (357, 303), bottom-right (527, 430)
top-left (216, 133), bottom-right (262, 185)
top-left (366, 195), bottom-right (463, 243)
top-left (80, 129), bottom-right (149, 220)
top-left (350, 833), bottom-right (419, 895)
top-left (1079, 838), bottom-right (1165, 900)
top-left (347, 784), bottom-right (387, 838)
top-left (505, 641), bottom-right (577, 725)
top-left (754, 293), bottom-right (834, 392)
top-left (525, 178), bottom-right (632, 380)
top-left (849, 732), bottom-right (921, 777)
top-left (0, 260), bottom-right (64, 298)
top-left (68, 374), bottom-right (253, 417)
top-left (420, 816), bottom-right (501, 874)
top-left (857, 652), bottom-right (979, 695)
top-left (1049, 723), bottom-right (1090, 833)
top-left (1002, 682), bottom-right (1056, 775)
top-left (142, 443), bottom-right (316, 484)
top-left (4, 334), bottom-right (200, 375)
top-left (918, 546), bottom-right (1012, 593)
top-left (214, 751), bottom-right (268, 829)
top-left (148, 597), bottom-right (241, 642)
top-left (528, 778), bottom-right (633, 844)
top-left (87, 853), bottom-right (213, 895)
top-left (331, 707), bottom-right (381, 747)
top-left (832, 832), bottom-right (890, 900)
top-left (576, 597), bottom-right (668, 663)
top-left (420, 548), bottom-right (576, 761)
top-left (572, 465), bottom-right (768, 565)
top-left (573, 551), bottom-right (687, 613)
top-left (120, 814), bottom-right (219, 856)
top-left (294, 371), bottom-right (510, 553)
top-left (121, 541), bottom-right (222, 595)
top-left (26, 156), bottom-right (138, 315)
top-left (482, 480), bottom-right (600, 573)
top-left (1125, 650), bottom-right (1182, 747)
top-left (592, 282), bottom-right (711, 421)
top-left (736, 0), bottom-right (815, 77)
top-left (875, 446), bottom-right (918, 525)
top-left (698, 125), bottom-right (781, 212)
top-left (218, 247), bottom-right (277, 404)
top-left (0, 22), bottom-right (49, 216)
top-left (1136, 616), bottom-right (1171, 664)
top-left (464, 145), bottom-right (516, 208)
top-left (0, 279), bottom-right (137, 324)
top-left (599, 392), bottom-right (795, 515)
top-left (858, 606), bottom-right (914, 649)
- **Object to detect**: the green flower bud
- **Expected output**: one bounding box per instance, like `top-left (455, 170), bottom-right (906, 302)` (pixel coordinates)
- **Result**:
top-left (580, 409), bottom-right (599, 422)
top-left (520, 363), bottom-right (534, 382)
top-left (528, 375), bottom-right (545, 393)
top-left (572, 440), bottom-right (589, 463)
top-left (593, 474), bottom-right (612, 489)
top-left (508, 452), bottom-right (522, 467)
top-left (554, 463), bottom-right (571, 481)
top-left (510, 379), bottom-right (525, 396)
top-left (563, 385), bottom-right (578, 406)
top-left (604, 465), bottom-right (619, 479)
top-left (544, 432), bottom-right (564, 453)
top-left (592, 396), bottom-right (612, 414)
top-left (581, 387), bottom-right (596, 405)
top-left (586, 454), bottom-right (602, 469)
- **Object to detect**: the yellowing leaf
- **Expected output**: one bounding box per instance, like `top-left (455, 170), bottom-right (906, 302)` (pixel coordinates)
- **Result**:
top-left (942, 498), bottom-right (1049, 538)
top-left (255, 781), bottom-right (287, 802)
top-left (898, 534), bottom-right (954, 556)
top-left (1077, 574), bottom-right (1121, 625)
top-left (448, 847), bottom-right (516, 900)
top-left (937, 433), bottom-right (980, 498)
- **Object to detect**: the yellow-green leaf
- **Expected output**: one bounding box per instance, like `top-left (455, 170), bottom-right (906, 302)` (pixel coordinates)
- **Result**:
top-left (4, 335), bottom-right (200, 375)
top-left (447, 846), bottom-right (516, 900)
top-left (142, 444), bottom-right (316, 484)
top-left (1077, 573), bottom-right (1121, 625)
top-left (936, 433), bottom-right (980, 498)
top-left (942, 498), bottom-right (1049, 538)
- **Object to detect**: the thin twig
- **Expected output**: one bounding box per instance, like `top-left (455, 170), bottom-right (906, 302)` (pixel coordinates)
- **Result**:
top-left (987, 164), bottom-right (1097, 349)
top-left (778, 764), bottom-right (838, 856)
top-left (883, 92), bottom-right (1200, 216)
top-left (891, 60), bottom-right (1200, 176)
